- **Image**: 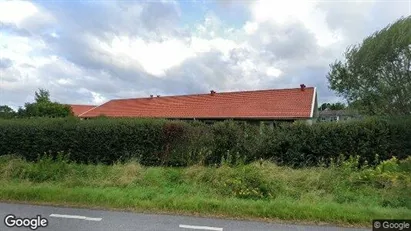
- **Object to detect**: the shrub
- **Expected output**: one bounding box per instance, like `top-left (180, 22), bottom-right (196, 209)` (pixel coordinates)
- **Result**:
top-left (186, 164), bottom-right (280, 200)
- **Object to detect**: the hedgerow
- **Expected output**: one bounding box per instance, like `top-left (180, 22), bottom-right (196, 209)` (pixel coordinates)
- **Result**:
top-left (259, 117), bottom-right (411, 167)
top-left (0, 116), bottom-right (410, 166)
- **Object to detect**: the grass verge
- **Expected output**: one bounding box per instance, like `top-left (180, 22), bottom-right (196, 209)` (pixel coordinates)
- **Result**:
top-left (0, 155), bottom-right (410, 227)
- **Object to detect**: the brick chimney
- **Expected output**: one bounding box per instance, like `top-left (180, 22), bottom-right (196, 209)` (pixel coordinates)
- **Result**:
top-left (210, 90), bottom-right (216, 96)
top-left (300, 84), bottom-right (306, 91)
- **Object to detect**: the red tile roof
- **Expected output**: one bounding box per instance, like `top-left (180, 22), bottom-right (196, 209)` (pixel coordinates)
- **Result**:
top-left (69, 104), bottom-right (96, 116)
top-left (80, 87), bottom-right (317, 119)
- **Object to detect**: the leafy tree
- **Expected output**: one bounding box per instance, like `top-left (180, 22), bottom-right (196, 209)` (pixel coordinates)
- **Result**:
top-left (319, 102), bottom-right (346, 111)
top-left (18, 89), bottom-right (74, 118)
top-left (0, 105), bottom-right (16, 119)
top-left (34, 89), bottom-right (51, 104)
top-left (319, 103), bottom-right (330, 111)
top-left (329, 102), bottom-right (346, 110)
top-left (327, 16), bottom-right (411, 115)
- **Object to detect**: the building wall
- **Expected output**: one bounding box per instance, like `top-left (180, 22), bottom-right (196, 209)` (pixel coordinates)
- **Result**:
top-left (306, 119), bottom-right (314, 125)
top-left (318, 115), bottom-right (358, 122)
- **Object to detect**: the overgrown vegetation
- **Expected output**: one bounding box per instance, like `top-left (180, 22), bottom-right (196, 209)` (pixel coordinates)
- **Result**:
top-left (0, 155), bottom-right (410, 226)
top-left (1, 117), bottom-right (411, 167)
top-left (327, 16), bottom-right (411, 115)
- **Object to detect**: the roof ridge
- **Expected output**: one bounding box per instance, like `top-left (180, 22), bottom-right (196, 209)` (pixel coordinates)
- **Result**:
top-left (68, 104), bottom-right (96, 106)
top-left (107, 87), bottom-right (314, 102)
top-left (77, 105), bottom-right (100, 117)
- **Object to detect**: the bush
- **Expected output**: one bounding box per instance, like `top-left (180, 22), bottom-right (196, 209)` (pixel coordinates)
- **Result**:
top-left (215, 165), bottom-right (281, 200)
top-left (184, 164), bottom-right (280, 200)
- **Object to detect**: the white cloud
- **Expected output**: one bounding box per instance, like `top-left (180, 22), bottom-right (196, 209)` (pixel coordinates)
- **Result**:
top-left (0, 1), bottom-right (38, 25)
top-left (0, 33), bottom-right (46, 65)
top-left (91, 91), bottom-right (106, 104)
top-left (249, 0), bottom-right (342, 47)
top-left (97, 36), bottom-right (194, 77)
top-left (50, 32), bottom-right (59, 38)
top-left (0, 0), bottom-right (55, 32)
top-left (266, 67), bottom-right (282, 77)
top-left (191, 37), bottom-right (238, 56)
top-left (92, 34), bottom-right (239, 77)
top-left (56, 78), bottom-right (72, 85)
top-left (243, 22), bottom-right (258, 35)
top-left (252, 0), bottom-right (313, 25)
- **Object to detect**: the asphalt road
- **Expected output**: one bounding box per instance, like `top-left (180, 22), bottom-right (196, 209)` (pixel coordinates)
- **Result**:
top-left (0, 202), bottom-right (369, 231)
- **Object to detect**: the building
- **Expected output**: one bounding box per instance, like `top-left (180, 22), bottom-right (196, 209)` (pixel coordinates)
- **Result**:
top-left (68, 104), bottom-right (96, 117)
top-left (318, 108), bottom-right (360, 122)
top-left (77, 85), bottom-right (318, 124)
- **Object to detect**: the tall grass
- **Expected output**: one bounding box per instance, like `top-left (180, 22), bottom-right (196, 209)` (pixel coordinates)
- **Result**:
top-left (0, 155), bottom-right (410, 226)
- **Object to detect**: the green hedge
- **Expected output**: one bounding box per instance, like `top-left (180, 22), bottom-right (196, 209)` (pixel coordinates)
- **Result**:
top-left (260, 118), bottom-right (411, 167)
top-left (0, 118), bottom-right (164, 165)
top-left (0, 117), bottom-right (410, 167)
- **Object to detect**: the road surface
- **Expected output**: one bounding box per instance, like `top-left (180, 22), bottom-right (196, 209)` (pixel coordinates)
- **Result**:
top-left (0, 202), bottom-right (368, 231)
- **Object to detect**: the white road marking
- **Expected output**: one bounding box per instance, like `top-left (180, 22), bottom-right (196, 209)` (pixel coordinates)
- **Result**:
top-left (179, 224), bottom-right (223, 231)
top-left (84, 217), bottom-right (103, 221)
top-left (50, 214), bottom-right (102, 221)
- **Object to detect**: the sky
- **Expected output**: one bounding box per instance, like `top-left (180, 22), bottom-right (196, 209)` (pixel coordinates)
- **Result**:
top-left (0, 0), bottom-right (410, 109)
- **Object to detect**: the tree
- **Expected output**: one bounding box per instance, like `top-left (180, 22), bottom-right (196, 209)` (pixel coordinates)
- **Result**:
top-left (18, 89), bottom-right (74, 118)
top-left (329, 102), bottom-right (346, 110)
top-left (0, 105), bottom-right (16, 119)
top-left (327, 16), bottom-right (411, 116)
top-left (319, 103), bottom-right (330, 111)
top-left (319, 102), bottom-right (346, 111)
top-left (34, 89), bottom-right (51, 104)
